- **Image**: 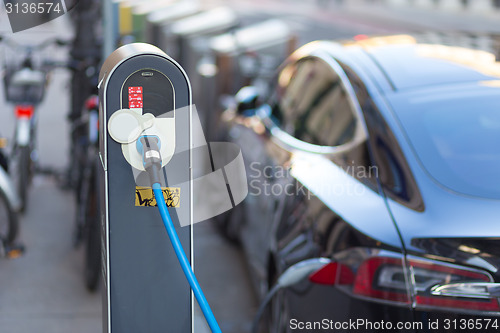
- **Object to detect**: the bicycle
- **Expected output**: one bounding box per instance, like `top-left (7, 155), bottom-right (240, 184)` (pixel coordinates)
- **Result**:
top-left (65, 0), bottom-right (103, 291)
top-left (72, 93), bottom-right (101, 291)
top-left (0, 35), bottom-right (67, 212)
top-left (59, 53), bottom-right (102, 291)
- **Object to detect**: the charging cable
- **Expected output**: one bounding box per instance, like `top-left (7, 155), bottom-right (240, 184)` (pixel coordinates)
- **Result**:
top-left (251, 258), bottom-right (331, 333)
top-left (138, 135), bottom-right (222, 333)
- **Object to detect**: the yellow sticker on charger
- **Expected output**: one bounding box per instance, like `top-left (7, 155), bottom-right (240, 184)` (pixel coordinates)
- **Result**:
top-left (135, 186), bottom-right (180, 208)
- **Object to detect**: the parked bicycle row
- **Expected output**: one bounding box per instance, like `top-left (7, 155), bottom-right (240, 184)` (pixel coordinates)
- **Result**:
top-left (0, 35), bottom-right (67, 258)
top-left (0, 0), bottom-right (103, 293)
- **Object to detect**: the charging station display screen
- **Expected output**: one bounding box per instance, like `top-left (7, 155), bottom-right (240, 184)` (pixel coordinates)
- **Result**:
top-left (128, 86), bottom-right (143, 108)
top-left (122, 69), bottom-right (174, 117)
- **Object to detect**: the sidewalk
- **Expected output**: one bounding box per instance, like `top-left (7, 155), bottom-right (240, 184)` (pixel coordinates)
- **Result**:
top-left (0, 179), bottom-right (102, 333)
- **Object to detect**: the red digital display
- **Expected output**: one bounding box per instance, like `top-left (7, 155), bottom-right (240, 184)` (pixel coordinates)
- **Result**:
top-left (128, 86), bottom-right (143, 94)
top-left (128, 86), bottom-right (143, 108)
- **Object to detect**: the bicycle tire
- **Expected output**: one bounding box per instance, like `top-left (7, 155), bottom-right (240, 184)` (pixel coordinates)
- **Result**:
top-left (73, 156), bottom-right (90, 247)
top-left (84, 161), bottom-right (101, 292)
top-left (0, 187), bottom-right (19, 245)
top-left (11, 146), bottom-right (32, 212)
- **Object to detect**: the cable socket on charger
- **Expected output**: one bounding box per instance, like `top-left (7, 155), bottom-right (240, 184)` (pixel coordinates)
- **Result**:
top-left (137, 135), bottom-right (162, 186)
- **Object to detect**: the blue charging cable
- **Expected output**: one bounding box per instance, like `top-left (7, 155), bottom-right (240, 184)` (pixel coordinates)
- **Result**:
top-left (139, 135), bottom-right (222, 333)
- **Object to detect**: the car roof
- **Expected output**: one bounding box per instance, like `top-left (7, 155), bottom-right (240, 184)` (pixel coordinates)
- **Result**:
top-left (341, 35), bottom-right (500, 91)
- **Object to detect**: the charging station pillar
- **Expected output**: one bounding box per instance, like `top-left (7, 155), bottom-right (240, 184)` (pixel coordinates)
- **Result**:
top-left (98, 43), bottom-right (192, 333)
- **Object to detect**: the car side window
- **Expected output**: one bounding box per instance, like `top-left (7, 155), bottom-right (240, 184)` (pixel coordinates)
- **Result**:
top-left (271, 57), bottom-right (357, 147)
top-left (340, 63), bottom-right (425, 211)
top-left (268, 56), bottom-right (378, 192)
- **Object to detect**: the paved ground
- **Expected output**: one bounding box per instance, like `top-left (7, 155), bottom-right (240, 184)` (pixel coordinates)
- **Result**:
top-left (0, 178), bottom-right (101, 333)
top-left (224, 0), bottom-right (500, 41)
top-left (194, 223), bottom-right (258, 333)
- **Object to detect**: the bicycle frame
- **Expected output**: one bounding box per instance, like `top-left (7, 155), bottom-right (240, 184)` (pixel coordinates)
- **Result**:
top-left (0, 165), bottom-right (21, 212)
top-left (73, 95), bottom-right (99, 241)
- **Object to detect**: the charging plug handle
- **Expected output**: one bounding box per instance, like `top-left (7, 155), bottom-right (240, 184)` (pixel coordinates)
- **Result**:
top-left (139, 136), bottom-right (162, 186)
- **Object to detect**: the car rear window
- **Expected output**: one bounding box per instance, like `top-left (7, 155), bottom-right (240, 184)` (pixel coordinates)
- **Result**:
top-left (391, 83), bottom-right (500, 199)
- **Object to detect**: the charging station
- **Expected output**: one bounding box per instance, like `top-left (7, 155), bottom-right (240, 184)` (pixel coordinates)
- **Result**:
top-left (98, 43), bottom-right (193, 333)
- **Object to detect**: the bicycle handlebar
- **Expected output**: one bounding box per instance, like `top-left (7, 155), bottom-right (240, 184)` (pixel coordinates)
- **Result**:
top-left (42, 59), bottom-right (70, 70)
top-left (0, 35), bottom-right (69, 52)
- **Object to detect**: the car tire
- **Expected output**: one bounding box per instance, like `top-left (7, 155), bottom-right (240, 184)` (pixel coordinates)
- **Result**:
top-left (213, 201), bottom-right (244, 245)
top-left (262, 289), bottom-right (292, 333)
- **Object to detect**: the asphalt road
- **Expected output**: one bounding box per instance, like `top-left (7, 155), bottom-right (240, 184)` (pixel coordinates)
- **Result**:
top-left (224, 0), bottom-right (500, 44)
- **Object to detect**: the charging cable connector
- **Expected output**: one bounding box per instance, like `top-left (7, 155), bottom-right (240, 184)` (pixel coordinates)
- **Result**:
top-left (137, 135), bottom-right (162, 186)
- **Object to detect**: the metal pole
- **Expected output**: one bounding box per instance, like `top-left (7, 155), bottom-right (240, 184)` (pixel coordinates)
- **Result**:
top-left (103, 0), bottom-right (119, 59)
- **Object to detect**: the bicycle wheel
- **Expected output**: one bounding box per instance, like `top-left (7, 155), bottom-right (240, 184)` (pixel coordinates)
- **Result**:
top-left (84, 162), bottom-right (101, 292)
top-left (73, 143), bottom-right (91, 247)
top-left (0, 188), bottom-right (18, 245)
top-left (11, 146), bottom-right (33, 212)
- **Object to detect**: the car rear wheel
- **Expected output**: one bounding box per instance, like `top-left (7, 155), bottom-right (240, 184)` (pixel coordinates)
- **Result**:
top-left (268, 288), bottom-right (292, 333)
top-left (213, 201), bottom-right (244, 245)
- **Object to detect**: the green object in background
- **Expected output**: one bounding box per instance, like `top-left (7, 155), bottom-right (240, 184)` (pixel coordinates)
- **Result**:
top-left (132, 12), bottom-right (146, 41)
top-left (132, 1), bottom-right (175, 42)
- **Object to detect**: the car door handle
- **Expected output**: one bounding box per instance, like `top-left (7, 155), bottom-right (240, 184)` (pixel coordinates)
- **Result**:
top-left (431, 282), bottom-right (500, 299)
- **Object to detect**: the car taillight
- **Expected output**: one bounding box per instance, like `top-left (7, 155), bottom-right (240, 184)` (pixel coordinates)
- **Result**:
top-left (309, 255), bottom-right (411, 305)
top-left (354, 257), bottom-right (410, 303)
top-left (309, 262), bottom-right (354, 286)
top-left (409, 258), bottom-right (499, 312)
top-left (15, 105), bottom-right (34, 119)
top-left (308, 249), bottom-right (499, 313)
